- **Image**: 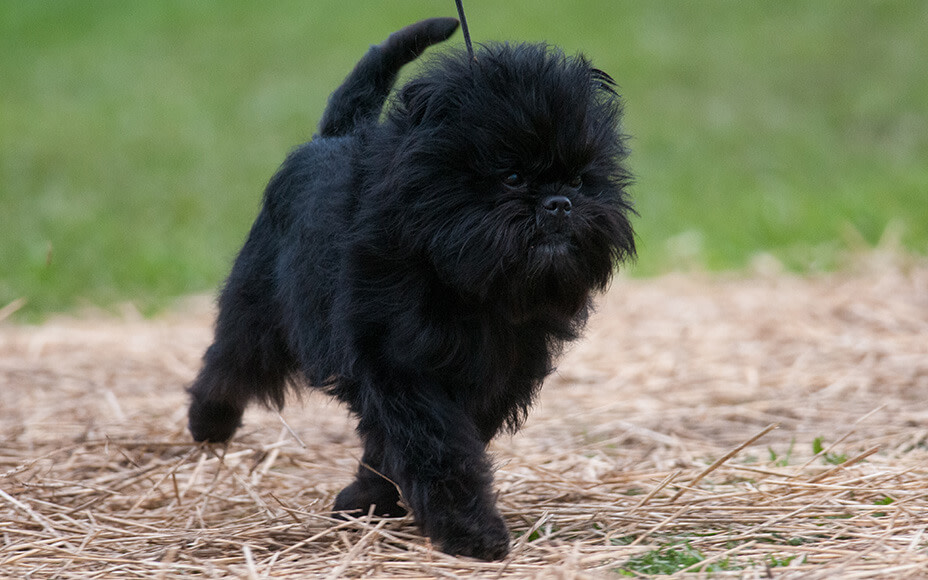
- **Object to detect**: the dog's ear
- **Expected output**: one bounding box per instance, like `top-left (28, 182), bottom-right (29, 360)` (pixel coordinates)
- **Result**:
top-left (398, 79), bottom-right (445, 126)
top-left (590, 68), bottom-right (618, 96)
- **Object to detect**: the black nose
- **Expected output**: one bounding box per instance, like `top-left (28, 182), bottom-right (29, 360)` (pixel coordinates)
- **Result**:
top-left (542, 195), bottom-right (572, 216)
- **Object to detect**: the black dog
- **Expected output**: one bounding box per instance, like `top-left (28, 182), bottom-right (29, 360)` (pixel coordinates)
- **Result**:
top-left (187, 17), bottom-right (634, 561)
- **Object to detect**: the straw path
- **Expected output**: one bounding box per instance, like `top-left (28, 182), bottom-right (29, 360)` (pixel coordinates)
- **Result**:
top-left (2, 258), bottom-right (927, 578)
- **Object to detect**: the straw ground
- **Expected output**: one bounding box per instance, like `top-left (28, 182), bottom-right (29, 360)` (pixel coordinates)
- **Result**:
top-left (2, 256), bottom-right (927, 578)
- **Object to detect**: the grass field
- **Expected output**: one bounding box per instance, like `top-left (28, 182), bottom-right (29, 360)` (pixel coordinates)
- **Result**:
top-left (2, 1), bottom-right (928, 318)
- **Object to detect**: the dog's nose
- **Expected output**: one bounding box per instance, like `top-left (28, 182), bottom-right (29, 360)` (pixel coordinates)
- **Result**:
top-left (541, 195), bottom-right (572, 217)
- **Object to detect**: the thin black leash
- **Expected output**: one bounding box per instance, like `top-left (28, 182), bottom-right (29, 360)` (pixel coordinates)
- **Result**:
top-left (454, 0), bottom-right (475, 61)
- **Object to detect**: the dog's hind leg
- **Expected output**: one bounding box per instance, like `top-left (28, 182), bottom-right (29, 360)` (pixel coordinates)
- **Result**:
top-left (187, 328), bottom-right (292, 443)
top-left (187, 247), bottom-right (295, 443)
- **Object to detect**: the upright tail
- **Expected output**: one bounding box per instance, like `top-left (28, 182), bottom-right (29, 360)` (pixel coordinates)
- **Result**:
top-left (318, 17), bottom-right (459, 137)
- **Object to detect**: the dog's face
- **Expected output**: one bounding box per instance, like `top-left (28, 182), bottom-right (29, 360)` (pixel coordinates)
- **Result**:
top-left (369, 44), bottom-right (635, 317)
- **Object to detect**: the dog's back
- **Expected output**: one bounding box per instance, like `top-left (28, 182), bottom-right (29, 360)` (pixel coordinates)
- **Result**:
top-left (318, 17), bottom-right (458, 137)
top-left (187, 18), bottom-right (459, 444)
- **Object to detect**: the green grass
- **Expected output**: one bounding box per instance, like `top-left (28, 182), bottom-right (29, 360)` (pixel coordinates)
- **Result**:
top-left (2, 1), bottom-right (927, 318)
top-left (812, 436), bottom-right (848, 465)
top-left (618, 541), bottom-right (742, 575)
top-left (616, 535), bottom-right (809, 576)
top-left (768, 437), bottom-right (797, 467)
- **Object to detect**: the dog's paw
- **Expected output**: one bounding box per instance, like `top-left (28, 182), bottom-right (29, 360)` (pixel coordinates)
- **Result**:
top-left (333, 479), bottom-right (407, 518)
top-left (434, 512), bottom-right (510, 561)
top-left (187, 400), bottom-right (243, 443)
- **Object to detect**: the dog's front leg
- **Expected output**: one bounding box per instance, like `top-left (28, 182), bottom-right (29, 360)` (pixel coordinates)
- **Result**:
top-left (333, 438), bottom-right (407, 518)
top-left (350, 384), bottom-right (510, 561)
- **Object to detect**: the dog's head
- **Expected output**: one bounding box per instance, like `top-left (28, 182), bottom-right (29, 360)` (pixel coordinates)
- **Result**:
top-left (364, 43), bottom-right (635, 319)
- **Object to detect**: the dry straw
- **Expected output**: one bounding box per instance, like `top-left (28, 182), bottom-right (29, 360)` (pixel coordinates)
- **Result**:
top-left (2, 256), bottom-right (927, 578)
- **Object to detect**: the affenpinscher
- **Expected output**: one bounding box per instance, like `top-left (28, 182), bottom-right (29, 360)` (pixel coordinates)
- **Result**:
top-left (187, 17), bottom-right (634, 560)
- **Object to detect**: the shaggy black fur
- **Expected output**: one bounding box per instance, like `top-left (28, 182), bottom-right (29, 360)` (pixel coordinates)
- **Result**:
top-left (187, 17), bottom-right (635, 561)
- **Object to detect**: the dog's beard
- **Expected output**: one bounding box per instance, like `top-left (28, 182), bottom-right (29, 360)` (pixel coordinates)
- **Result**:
top-left (422, 185), bottom-right (632, 320)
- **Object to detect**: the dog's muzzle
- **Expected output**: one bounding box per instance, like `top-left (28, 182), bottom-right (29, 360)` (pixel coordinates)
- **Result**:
top-left (536, 194), bottom-right (572, 233)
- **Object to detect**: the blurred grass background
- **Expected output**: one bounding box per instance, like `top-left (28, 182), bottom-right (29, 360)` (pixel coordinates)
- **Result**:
top-left (2, 1), bottom-right (926, 319)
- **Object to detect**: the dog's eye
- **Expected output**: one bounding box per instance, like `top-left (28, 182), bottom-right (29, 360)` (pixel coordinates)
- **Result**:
top-left (502, 172), bottom-right (525, 188)
top-left (568, 175), bottom-right (583, 188)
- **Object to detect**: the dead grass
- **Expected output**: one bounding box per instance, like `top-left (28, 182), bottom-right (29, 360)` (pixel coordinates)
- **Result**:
top-left (2, 256), bottom-right (927, 578)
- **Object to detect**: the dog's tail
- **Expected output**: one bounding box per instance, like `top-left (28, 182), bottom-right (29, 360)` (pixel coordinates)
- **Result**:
top-left (318, 17), bottom-right (459, 137)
